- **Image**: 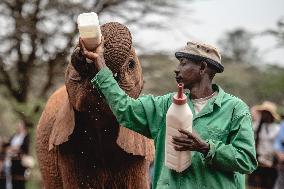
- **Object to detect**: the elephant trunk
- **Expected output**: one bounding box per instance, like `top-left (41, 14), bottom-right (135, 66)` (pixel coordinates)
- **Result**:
top-left (70, 47), bottom-right (98, 78)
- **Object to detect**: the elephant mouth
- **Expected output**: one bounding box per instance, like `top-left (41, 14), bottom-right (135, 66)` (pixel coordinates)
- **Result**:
top-left (138, 81), bottom-right (144, 96)
top-left (120, 80), bottom-right (143, 99)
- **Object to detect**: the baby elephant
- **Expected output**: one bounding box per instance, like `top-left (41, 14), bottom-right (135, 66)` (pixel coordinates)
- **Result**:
top-left (36, 22), bottom-right (154, 189)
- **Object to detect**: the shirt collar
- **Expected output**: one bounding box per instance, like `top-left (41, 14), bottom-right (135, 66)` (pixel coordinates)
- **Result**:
top-left (186, 84), bottom-right (224, 108)
top-left (212, 84), bottom-right (225, 108)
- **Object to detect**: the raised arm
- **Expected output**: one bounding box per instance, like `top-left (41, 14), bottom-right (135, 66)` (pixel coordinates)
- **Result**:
top-left (79, 38), bottom-right (169, 139)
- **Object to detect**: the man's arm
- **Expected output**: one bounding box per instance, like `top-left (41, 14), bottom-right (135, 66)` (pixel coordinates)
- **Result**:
top-left (203, 102), bottom-right (258, 174)
top-left (92, 67), bottom-right (169, 138)
top-left (79, 38), bottom-right (168, 139)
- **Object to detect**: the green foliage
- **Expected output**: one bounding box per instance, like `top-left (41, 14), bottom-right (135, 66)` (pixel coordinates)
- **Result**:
top-left (0, 96), bottom-right (16, 136)
top-left (140, 53), bottom-right (178, 95)
top-left (253, 65), bottom-right (284, 102)
top-left (11, 98), bottom-right (46, 126)
top-left (265, 17), bottom-right (284, 47)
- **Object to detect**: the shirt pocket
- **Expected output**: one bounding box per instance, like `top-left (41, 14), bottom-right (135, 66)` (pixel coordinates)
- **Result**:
top-left (156, 167), bottom-right (171, 189)
top-left (156, 179), bottom-right (170, 189)
top-left (207, 126), bottom-right (229, 142)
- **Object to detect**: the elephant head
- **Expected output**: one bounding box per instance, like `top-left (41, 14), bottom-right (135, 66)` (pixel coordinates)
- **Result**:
top-left (48, 22), bottom-right (153, 160)
top-left (65, 22), bottom-right (143, 114)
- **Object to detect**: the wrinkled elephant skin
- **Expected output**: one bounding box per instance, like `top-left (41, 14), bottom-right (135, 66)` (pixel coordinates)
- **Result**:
top-left (36, 22), bottom-right (154, 189)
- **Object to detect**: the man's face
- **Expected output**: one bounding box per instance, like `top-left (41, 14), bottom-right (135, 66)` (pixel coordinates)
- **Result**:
top-left (175, 57), bottom-right (202, 89)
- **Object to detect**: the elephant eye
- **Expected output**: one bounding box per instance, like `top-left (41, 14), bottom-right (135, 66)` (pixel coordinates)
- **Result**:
top-left (69, 71), bottom-right (82, 82)
top-left (128, 59), bottom-right (135, 70)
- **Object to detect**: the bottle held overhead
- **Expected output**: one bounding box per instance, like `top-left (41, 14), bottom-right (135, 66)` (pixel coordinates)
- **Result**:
top-left (165, 83), bottom-right (193, 172)
top-left (77, 12), bottom-right (102, 51)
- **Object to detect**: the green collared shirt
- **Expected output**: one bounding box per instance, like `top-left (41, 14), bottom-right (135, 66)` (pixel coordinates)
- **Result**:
top-left (91, 67), bottom-right (257, 189)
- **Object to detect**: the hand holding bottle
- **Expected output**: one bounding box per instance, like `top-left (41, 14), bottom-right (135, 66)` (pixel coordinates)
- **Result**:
top-left (172, 129), bottom-right (209, 156)
top-left (79, 37), bottom-right (106, 71)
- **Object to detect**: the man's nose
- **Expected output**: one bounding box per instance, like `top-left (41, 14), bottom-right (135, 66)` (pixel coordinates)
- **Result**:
top-left (174, 69), bottom-right (180, 75)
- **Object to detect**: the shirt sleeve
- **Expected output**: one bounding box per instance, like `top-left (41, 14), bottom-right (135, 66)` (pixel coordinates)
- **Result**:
top-left (203, 101), bottom-right (258, 174)
top-left (91, 67), bottom-right (170, 139)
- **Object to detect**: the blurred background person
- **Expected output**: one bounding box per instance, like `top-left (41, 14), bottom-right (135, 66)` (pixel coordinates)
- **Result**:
top-left (251, 106), bottom-right (262, 123)
top-left (248, 101), bottom-right (280, 189)
top-left (6, 121), bottom-right (30, 189)
top-left (0, 137), bottom-right (7, 188)
top-left (0, 141), bottom-right (12, 189)
top-left (273, 113), bottom-right (284, 189)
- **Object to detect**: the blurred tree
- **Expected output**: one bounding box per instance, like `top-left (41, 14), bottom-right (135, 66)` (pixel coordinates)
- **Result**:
top-left (0, 0), bottom-right (181, 127)
top-left (252, 65), bottom-right (284, 104)
top-left (264, 17), bottom-right (284, 47)
top-left (218, 29), bottom-right (259, 64)
top-left (140, 53), bottom-right (177, 95)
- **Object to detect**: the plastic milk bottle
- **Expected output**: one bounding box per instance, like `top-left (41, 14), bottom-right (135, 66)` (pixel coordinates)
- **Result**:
top-left (165, 83), bottom-right (193, 172)
top-left (77, 12), bottom-right (101, 51)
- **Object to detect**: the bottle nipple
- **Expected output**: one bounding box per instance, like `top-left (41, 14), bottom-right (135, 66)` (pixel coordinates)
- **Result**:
top-left (173, 83), bottom-right (187, 105)
top-left (178, 83), bottom-right (184, 98)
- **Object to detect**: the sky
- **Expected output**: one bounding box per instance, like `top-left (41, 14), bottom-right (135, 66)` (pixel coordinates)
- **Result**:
top-left (119, 0), bottom-right (284, 66)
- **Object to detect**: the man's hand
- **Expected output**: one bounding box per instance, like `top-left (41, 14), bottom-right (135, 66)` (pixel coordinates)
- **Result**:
top-left (79, 37), bottom-right (106, 71)
top-left (172, 129), bottom-right (210, 156)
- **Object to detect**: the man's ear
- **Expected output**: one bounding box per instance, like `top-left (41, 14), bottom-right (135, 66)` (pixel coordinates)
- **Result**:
top-left (200, 61), bottom-right (207, 75)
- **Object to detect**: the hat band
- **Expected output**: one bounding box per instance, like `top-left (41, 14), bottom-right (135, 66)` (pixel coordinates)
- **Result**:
top-left (175, 52), bottom-right (224, 73)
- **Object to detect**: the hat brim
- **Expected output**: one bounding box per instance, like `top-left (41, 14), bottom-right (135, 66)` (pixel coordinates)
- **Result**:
top-left (175, 52), bottom-right (224, 73)
top-left (255, 106), bottom-right (280, 121)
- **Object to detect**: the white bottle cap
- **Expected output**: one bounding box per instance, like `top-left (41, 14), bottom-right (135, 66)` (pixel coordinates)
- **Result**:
top-left (77, 12), bottom-right (101, 52)
top-left (77, 12), bottom-right (99, 27)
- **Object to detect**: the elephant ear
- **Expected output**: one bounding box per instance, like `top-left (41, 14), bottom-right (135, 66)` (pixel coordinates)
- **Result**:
top-left (48, 86), bottom-right (75, 151)
top-left (101, 22), bottom-right (132, 74)
top-left (117, 126), bottom-right (154, 161)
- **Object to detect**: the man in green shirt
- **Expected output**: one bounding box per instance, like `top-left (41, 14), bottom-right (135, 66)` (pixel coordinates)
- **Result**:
top-left (79, 38), bottom-right (257, 189)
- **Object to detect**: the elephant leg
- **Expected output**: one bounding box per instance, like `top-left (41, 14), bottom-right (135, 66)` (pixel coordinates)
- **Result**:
top-left (123, 158), bottom-right (151, 189)
top-left (94, 158), bottom-right (151, 189)
top-left (36, 123), bottom-right (63, 189)
top-left (56, 154), bottom-right (151, 189)
top-left (57, 150), bottom-right (112, 189)
top-left (57, 151), bottom-right (81, 189)
top-left (89, 157), bottom-right (151, 189)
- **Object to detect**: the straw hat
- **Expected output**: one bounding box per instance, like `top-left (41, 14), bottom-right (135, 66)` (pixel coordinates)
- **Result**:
top-left (254, 101), bottom-right (280, 121)
top-left (175, 41), bottom-right (224, 73)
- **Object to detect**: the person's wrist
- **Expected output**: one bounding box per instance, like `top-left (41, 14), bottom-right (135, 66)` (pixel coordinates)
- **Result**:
top-left (200, 142), bottom-right (210, 156)
top-left (96, 56), bottom-right (106, 70)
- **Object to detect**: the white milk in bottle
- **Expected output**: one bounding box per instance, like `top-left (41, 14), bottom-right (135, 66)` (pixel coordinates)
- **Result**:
top-left (77, 12), bottom-right (101, 51)
top-left (165, 83), bottom-right (193, 172)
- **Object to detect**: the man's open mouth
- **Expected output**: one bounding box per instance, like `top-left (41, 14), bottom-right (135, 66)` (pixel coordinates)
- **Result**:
top-left (175, 77), bottom-right (183, 83)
